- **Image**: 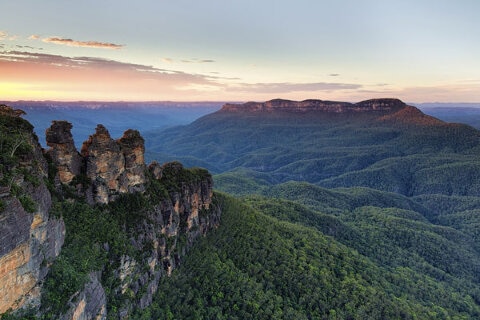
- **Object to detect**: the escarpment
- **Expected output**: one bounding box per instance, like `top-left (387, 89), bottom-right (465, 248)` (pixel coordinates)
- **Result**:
top-left (221, 98), bottom-right (407, 114)
top-left (0, 106), bottom-right (65, 314)
top-left (1, 107), bottom-right (221, 319)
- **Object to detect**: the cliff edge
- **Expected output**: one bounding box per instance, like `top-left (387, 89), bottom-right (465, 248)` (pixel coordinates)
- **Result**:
top-left (0, 105), bottom-right (65, 314)
top-left (220, 98), bottom-right (407, 113)
top-left (1, 106), bottom-right (221, 319)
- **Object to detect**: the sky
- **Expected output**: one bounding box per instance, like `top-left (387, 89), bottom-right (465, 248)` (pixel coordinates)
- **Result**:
top-left (1, 0), bottom-right (479, 102)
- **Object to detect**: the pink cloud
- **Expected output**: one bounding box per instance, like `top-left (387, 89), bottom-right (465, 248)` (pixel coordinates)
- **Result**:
top-left (42, 37), bottom-right (124, 49)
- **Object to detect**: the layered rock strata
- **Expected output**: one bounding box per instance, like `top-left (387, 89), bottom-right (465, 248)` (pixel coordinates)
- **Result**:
top-left (0, 107), bottom-right (65, 314)
top-left (221, 98), bottom-right (407, 113)
top-left (115, 162), bottom-right (219, 315)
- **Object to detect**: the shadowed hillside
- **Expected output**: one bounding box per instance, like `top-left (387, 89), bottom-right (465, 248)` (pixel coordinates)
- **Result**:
top-left (146, 98), bottom-right (480, 197)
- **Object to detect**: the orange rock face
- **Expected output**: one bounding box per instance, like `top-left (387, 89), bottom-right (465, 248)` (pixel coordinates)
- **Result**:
top-left (0, 244), bottom-right (34, 314)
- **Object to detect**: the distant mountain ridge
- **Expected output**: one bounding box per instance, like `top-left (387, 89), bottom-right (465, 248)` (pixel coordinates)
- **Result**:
top-left (221, 98), bottom-right (407, 113)
top-left (145, 98), bottom-right (480, 196)
top-left (221, 98), bottom-right (446, 126)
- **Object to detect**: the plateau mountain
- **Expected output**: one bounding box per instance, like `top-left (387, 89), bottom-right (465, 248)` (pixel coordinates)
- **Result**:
top-left (145, 98), bottom-right (480, 197)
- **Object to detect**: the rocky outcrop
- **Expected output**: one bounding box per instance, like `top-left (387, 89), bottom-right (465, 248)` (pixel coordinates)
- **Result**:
top-left (45, 121), bottom-right (82, 184)
top-left (59, 273), bottom-right (107, 320)
top-left (81, 125), bottom-right (128, 204)
top-left (2, 109), bottom-right (220, 319)
top-left (46, 123), bottom-right (147, 204)
top-left (221, 98), bottom-right (407, 114)
top-left (113, 162), bottom-right (220, 316)
top-left (0, 107), bottom-right (65, 314)
top-left (117, 129), bottom-right (146, 193)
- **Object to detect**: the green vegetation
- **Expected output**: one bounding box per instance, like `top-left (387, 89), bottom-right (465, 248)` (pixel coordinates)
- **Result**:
top-left (139, 193), bottom-right (480, 319)
top-left (140, 106), bottom-right (480, 318)
top-left (0, 110), bottom-right (39, 213)
top-left (41, 201), bottom-right (131, 317)
top-left (37, 163), bottom-right (214, 319)
top-left (145, 107), bottom-right (480, 196)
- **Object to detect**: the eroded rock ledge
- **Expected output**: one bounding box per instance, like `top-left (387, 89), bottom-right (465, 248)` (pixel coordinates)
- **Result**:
top-left (221, 98), bottom-right (407, 113)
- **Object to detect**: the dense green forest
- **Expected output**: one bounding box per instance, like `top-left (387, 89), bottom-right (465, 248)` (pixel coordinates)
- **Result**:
top-left (144, 103), bottom-right (480, 197)
top-left (137, 193), bottom-right (480, 319)
top-left (137, 102), bottom-right (480, 318)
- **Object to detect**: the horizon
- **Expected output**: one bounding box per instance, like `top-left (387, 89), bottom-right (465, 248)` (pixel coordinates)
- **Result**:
top-left (1, 1), bottom-right (479, 102)
top-left (3, 99), bottom-right (480, 106)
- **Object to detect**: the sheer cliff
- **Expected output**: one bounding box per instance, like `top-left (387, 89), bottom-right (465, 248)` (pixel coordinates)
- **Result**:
top-left (0, 106), bottom-right (65, 314)
top-left (0, 106), bottom-right (220, 319)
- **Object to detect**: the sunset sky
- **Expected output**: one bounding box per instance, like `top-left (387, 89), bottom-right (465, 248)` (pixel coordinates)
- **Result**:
top-left (1, 0), bottom-right (479, 102)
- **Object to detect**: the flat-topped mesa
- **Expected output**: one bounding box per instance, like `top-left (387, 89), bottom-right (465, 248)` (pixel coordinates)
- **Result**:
top-left (354, 98), bottom-right (407, 110)
top-left (220, 98), bottom-right (407, 114)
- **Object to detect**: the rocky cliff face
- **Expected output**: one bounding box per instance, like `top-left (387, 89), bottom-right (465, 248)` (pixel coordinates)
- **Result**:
top-left (221, 98), bottom-right (407, 113)
top-left (1, 107), bottom-right (221, 319)
top-left (45, 123), bottom-right (147, 204)
top-left (58, 272), bottom-right (107, 320)
top-left (113, 162), bottom-right (219, 316)
top-left (45, 120), bottom-right (82, 185)
top-left (0, 106), bottom-right (65, 314)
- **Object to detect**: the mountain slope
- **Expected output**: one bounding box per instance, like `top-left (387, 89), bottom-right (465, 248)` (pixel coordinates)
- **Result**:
top-left (138, 193), bottom-right (480, 319)
top-left (145, 98), bottom-right (480, 196)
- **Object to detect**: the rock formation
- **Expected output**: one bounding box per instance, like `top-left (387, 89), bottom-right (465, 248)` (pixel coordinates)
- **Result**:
top-left (45, 120), bottom-right (82, 184)
top-left (117, 129), bottom-right (146, 193)
top-left (0, 107), bottom-right (65, 314)
top-left (114, 162), bottom-right (219, 315)
top-left (46, 123), bottom-right (147, 204)
top-left (1, 108), bottom-right (220, 319)
top-left (59, 273), bottom-right (107, 320)
top-left (81, 124), bottom-right (128, 204)
top-left (221, 98), bottom-right (407, 113)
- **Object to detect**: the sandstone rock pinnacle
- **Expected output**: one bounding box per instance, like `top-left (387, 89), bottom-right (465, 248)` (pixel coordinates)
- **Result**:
top-left (45, 121), bottom-right (82, 184)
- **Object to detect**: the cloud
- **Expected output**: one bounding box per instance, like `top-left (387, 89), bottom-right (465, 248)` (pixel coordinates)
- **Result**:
top-left (16, 45), bottom-right (36, 50)
top-left (0, 51), bottom-right (188, 74)
top-left (0, 50), bottom-right (229, 100)
top-left (181, 58), bottom-right (215, 64)
top-left (227, 82), bottom-right (362, 94)
top-left (42, 37), bottom-right (124, 49)
top-left (28, 35), bottom-right (40, 40)
top-left (329, 73), bottom-right (340, 77)
top-left (162, 57), bottom-right (174, 63)
top-left (0, 31), bottom-right (17, 40)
